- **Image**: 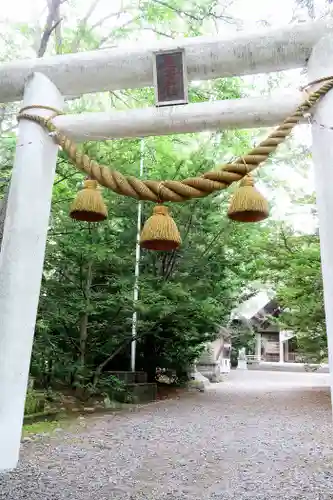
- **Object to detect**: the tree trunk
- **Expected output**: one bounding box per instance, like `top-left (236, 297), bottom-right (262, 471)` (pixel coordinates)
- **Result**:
top-left (79, 259), bottom-right (93, 368)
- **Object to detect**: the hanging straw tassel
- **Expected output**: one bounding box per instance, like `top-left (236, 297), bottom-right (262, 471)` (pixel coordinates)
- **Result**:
top-left (227, 174), bottom-right (269, 223)
top-left (140, 205), bottom-right (181, 251)
top-left (69, 179), bottom-right (108, 222)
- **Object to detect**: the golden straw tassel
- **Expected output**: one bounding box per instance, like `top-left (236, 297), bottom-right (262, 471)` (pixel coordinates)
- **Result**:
top-left (227, 174), bottom-right (269, 223)
top-left (140, 205), bottom-right (181, 251)
top-left (69, 179), bottom-right (108, 222)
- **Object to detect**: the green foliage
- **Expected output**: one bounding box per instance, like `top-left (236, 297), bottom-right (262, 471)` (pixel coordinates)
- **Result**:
top-left (1, 0), bottom-right (327, 394)
top-left (24, 389), bottom-right (45, 415)
top-left (251, 221), bottom-right (326, 360)
top-left (32, 125), bottom-right (260, 388)
top-left (23, 420), bottom-right (63, 436)
top-left (230, 323), bottom-right (256, 357)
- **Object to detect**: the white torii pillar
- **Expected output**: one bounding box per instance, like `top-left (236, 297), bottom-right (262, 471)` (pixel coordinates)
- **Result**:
top-left (308, 35), bottom-right (333, 414)
top-left (0, 73), bottom-right (63, 471)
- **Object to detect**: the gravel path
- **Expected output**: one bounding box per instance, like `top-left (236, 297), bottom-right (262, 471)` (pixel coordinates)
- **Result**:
top-left (1, 370), bottom-right (333, 499)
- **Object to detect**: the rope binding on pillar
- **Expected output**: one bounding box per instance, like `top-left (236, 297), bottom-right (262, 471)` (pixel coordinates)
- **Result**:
top-left (16, 77), bottom-right (333, 250)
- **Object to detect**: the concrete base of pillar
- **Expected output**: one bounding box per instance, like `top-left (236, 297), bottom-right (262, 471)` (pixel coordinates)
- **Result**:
top-left (237, 360), bottom-right (248, 370)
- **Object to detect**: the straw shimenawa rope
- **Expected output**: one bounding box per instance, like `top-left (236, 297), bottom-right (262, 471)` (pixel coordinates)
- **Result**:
top-left (17, 79), bottom-right (333, 203)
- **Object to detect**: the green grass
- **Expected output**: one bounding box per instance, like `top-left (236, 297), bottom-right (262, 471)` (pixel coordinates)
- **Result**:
top-left (22, 420), bottom-right (67, 437)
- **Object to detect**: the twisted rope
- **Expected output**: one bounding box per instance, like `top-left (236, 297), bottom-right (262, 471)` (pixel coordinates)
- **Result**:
top-left (17, 79), bottom-right (333, 203)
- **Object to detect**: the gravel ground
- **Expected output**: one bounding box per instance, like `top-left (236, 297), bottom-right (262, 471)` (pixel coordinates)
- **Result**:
top-left (1, 370), bottom-right (333, 500)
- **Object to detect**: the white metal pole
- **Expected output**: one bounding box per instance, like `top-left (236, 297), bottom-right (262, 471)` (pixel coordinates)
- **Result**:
top-left (308, 34), bottom-right (333, 414)
top-left (131, 138), bottom-right (145, 372)
top-left (0, 72), bottom-right (63, 471)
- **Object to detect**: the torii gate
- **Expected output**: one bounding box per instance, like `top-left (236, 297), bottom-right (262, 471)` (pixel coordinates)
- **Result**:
top-left (0, 19), bottom-right (333, 471)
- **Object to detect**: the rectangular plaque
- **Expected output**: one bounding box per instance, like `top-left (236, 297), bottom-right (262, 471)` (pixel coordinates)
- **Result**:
top-left (153, 49), bottom-right (188, 107)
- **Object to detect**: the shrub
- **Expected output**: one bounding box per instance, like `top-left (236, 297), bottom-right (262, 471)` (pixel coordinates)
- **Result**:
top-left (24, 389), bottom-right (45, 415)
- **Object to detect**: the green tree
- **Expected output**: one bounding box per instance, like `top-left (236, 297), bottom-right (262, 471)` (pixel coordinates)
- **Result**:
top-left (2, 0), bottom-right (324, 395)
top-left (250, 219), bottom-right (326, 361)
